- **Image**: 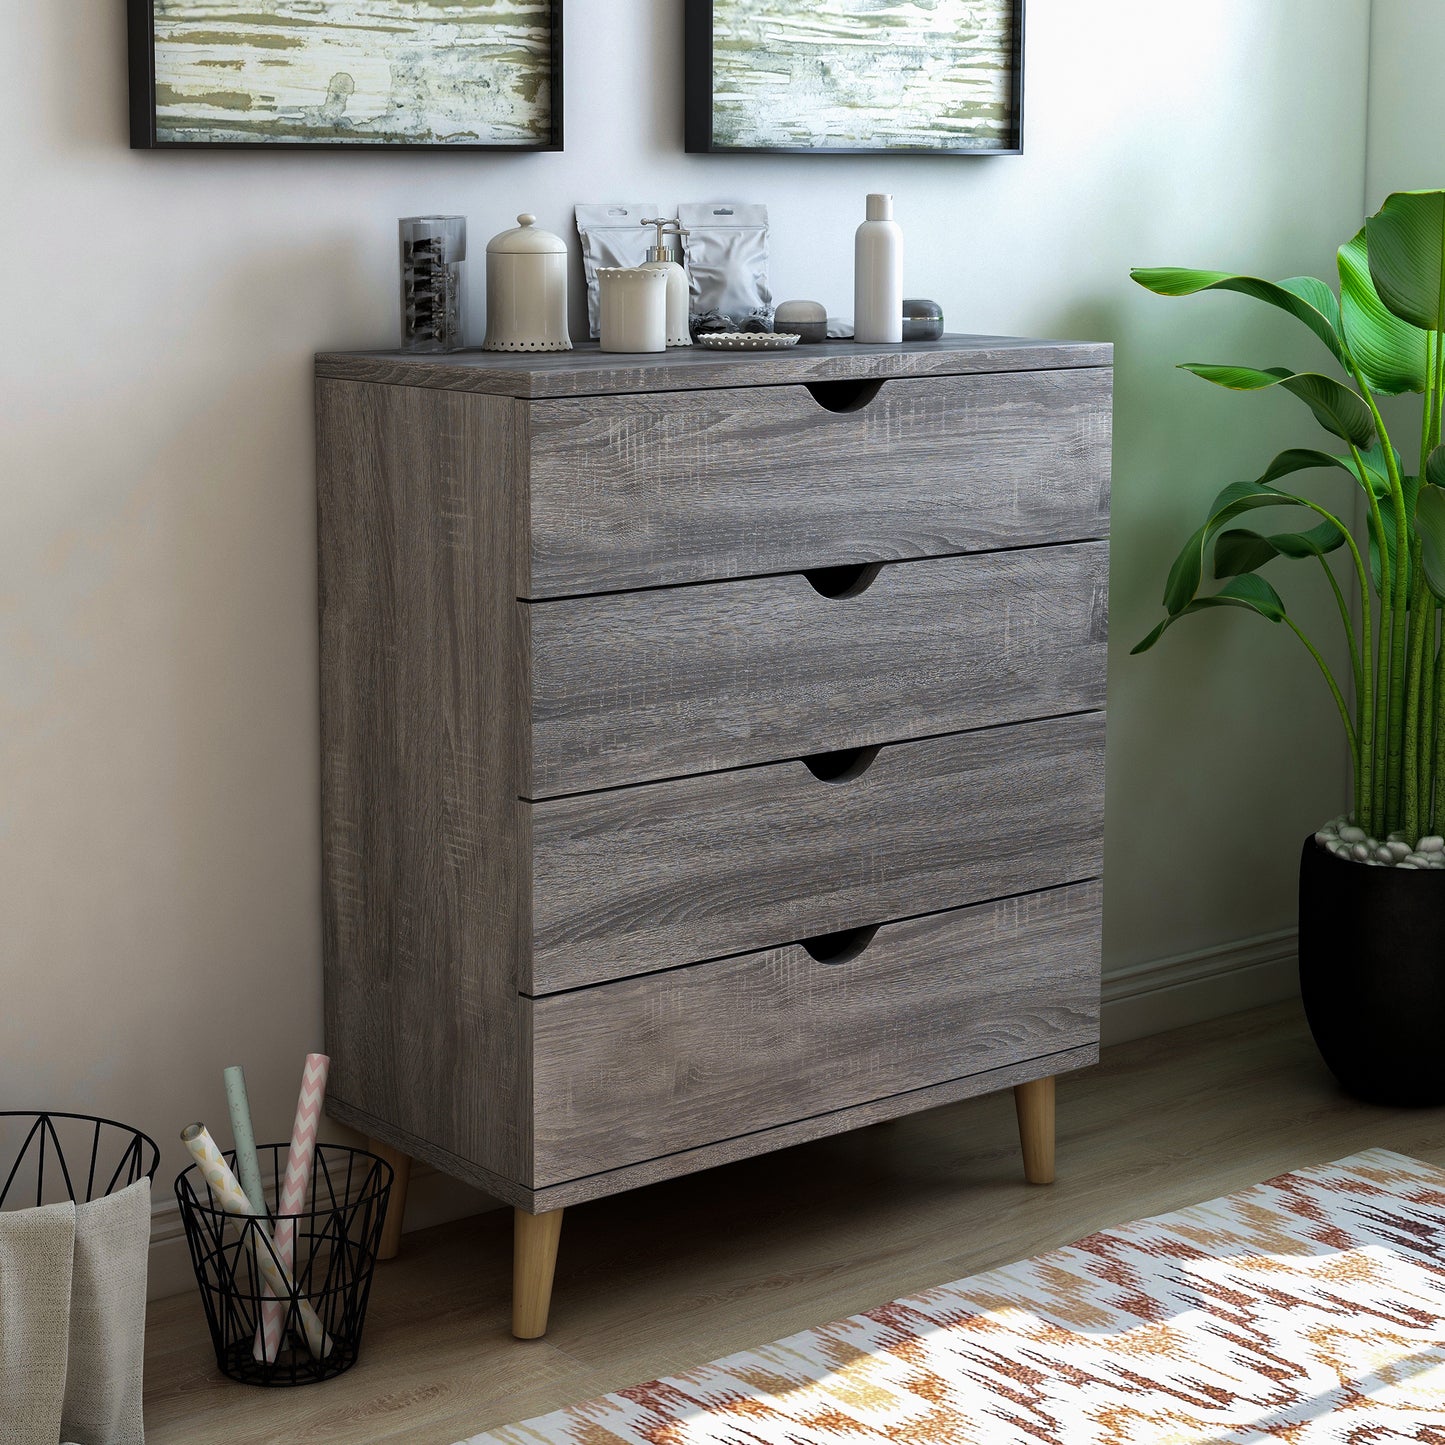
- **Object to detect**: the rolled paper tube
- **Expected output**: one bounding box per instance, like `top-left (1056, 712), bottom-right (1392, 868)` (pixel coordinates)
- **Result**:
top-left (257, 1053), bottom-right (330, 1363)
top-left (180, 1124), bottom-right (332, 1360)
top-left (223, 1065), bottom-right (267, 1217)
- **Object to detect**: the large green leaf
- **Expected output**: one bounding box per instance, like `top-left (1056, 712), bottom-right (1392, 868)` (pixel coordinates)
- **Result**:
top-left (1130, 267), bottom-right (1346, 365)
top-left (1132, 574), bottom-right (1288, 655)
top-left (1228, 443), bottom-right (1396, 503)
top-left (1180, 364), bottom-right (1376, 448)
top-left (1426, 443), bottom-right (1445, 490)
top-left (1366, 190), bottom-right (1445, 332)
top-left (1160, 479), bottom-right (1316, 615)
top-left (1239, 444), bottom-right (1397, 598)
top-left (1338, 228), bottom-right (1429, 394)
top-left (1416, 483), bottom-right (1445, 600)
top-left (1213, 519), bottom-right (1346, 578)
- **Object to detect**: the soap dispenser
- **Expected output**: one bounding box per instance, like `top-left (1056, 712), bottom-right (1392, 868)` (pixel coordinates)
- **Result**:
top-left (640, 218), bottom-right (692, 347)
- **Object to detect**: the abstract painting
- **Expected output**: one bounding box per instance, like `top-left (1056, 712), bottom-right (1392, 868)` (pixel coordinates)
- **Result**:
top-left (685, 0), bottom-right (1022, 156)
top-left (128, 0), bottom-right (562, 149)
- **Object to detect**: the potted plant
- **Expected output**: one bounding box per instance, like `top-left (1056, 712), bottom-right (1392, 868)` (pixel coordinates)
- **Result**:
top-left (1133, 189), bottom-right (1445, 1106)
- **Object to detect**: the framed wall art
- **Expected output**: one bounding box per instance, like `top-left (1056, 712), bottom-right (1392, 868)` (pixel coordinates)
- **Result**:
top-left (685, 0), bottom-right (1023, 157)
top-left (128, 0), bottom-right (563, 150)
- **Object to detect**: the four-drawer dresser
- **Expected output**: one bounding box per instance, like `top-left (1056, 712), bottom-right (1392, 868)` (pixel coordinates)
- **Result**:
top-left (314, 335), bottom-right (1113, 1339)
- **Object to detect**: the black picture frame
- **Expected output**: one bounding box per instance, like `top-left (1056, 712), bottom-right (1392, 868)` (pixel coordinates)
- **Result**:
top-left (684, 0), bottom-right (1023, 157)
top-left (127, 0), bottom-right (564, 151)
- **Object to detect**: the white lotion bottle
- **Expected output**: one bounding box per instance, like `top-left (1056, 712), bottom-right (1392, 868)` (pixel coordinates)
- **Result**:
top-left (639, 218), bottom-right (693, 346)
top-left (854, 193), bottom-right (903, 343)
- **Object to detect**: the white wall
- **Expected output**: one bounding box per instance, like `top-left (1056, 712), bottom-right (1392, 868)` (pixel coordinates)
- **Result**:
top-left (1, 0), bottom-right (1370, 1274)
top-left (1366, 0), bottom-right (1444, 206)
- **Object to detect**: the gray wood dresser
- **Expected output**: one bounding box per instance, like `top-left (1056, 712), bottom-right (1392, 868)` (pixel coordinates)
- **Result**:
top-left (314, 335), bottom-right (1112, 1339)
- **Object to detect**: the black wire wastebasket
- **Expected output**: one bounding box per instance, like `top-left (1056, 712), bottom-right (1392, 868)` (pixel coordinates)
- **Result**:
top-left (0, 1110), bottom-right (159, 1208)
top-left (175, 1142), bottom-right (392, 1386)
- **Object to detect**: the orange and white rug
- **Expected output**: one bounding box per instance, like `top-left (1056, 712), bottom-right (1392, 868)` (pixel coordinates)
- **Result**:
top-left (464, 1149), bottom-right (1445, 1444)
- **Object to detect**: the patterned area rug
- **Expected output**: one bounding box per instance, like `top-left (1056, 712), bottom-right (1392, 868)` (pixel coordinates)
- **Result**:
top-left (464, 1150), bottom-right (1445, 1444)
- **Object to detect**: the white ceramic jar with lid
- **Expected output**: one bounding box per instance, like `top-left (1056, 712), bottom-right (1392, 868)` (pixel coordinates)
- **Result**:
top-left (482, 213), bottom-right (572, 352)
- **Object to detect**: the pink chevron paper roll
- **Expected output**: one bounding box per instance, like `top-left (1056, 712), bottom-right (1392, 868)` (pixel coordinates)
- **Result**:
top-left (257, 1053), bottom-right (330, 1362)
top-left (180, 1124), bottom-right (332, 1359)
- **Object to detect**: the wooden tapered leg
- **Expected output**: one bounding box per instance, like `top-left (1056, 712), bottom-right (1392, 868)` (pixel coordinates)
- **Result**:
top-left (367, 1137), bottom-right (413, 1261)
top-left (512, 1207), bottom-right (564, 1340)
top-left (1013, 1076), bottom-right (1056, 1185)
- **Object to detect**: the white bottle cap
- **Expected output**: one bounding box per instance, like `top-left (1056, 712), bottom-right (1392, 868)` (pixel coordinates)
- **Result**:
top-left (865, 193), bottom-right (894, 221)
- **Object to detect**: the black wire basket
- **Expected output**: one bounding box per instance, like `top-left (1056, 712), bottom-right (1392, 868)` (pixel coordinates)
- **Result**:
top-left (0, 1111), bottom-right (159, 1209)
top-left (175, 1142), bottom-right (392, 1386)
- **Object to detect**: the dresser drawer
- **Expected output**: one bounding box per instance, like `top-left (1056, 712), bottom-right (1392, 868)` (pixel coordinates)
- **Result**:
top-left (528, 711), bottom-right (1104, 992)
top-left (528, 543), bottom-right (1107, 796)
top-left (525, 368), bottom-right (1112, 597)
top-left (528, 881), bottom-right (1101, 1185)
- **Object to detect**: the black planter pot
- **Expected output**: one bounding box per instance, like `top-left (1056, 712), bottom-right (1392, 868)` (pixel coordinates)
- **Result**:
top-left (1298, 834), bottom-right (1445, 1106)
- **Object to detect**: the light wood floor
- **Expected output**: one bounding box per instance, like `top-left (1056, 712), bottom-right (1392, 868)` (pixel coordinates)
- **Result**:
top-left (143, 1000), bottom-right (1445, 1444)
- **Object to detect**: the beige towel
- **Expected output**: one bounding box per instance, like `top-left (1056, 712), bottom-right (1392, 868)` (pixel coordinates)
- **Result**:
top-left (0, 1197), bottom-right (75, 1444)
top-left (61, 1180), bottom-right (150, 1445)
top-left (0, 1178), bottom-right (150, 1445)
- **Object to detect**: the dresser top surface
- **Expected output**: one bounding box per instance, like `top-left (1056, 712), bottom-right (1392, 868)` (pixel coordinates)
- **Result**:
top-left (315, 333), bottom-right (1113, 399)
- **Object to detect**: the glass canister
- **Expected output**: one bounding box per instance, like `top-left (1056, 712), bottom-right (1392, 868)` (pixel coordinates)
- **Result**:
top-left (482, 214), bottom-right (572, 352)
top-left (399, 216), bottom-right (466, 353)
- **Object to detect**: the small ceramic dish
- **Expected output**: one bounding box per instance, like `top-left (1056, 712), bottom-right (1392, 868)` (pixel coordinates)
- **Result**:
top-left (697, 332), bottom-right (800, 351)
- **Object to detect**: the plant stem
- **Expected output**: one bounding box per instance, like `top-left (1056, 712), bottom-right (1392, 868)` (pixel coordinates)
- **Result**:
top-left (1423, 607), bottom-right (1438, 832)
top-left (1315, 552), bottom-right (1364, 819)
top-left (1281, 495), bottom-right (1370, 803)
top-left (1317, 552), bottom-right (1362, 701)
top-left (1355, 381), bottom-right (1409, 833)
top-left (1434, 623), bottom-right (1445, 834)
top-left (1346, 433), bottom-right (1392, 832)
top-left (1434, 329), bottom-right (1445, 454)
top-left (1422, 332), bottom-right (1436, 470)
top-left (1346, 444), bottom-right (1385, 831)
top-left (1410, 335), bottom-right (1443, 838)
top-left (1285, 617), bottom-right (1357, 758)
top-left (1403, 543), bottom-right (1428, 838)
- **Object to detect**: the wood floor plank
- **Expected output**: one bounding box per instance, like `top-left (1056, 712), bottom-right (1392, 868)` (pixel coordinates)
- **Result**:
top-left (144, 1000), bottom-right (1445, 1444)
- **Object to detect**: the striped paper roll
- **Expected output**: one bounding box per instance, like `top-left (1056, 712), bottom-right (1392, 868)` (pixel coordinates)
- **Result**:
top-left (180, 1124), bottom-right (332, 1360)
top-left (257, 1053), bottom-right (330, 1362)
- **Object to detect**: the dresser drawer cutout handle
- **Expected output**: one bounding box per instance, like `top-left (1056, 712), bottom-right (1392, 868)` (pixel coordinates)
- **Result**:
top-left (801, 924), bottom-right (880, 965)
top-left (801, 744), bottom-right (880, 783)
top-left (804, 561), bottom-right (882, 598)
top-left (804, 378), bottom-right (885, 413)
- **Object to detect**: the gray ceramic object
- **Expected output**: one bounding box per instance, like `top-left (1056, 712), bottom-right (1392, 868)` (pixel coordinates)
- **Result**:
top-left (902, 298), bottom-right (944, 342)
top-left (774, 299), bottom-right (828, 344)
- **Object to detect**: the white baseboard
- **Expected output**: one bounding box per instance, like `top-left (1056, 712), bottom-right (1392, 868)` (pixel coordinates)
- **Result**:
top-left (147, 929), bottom-right (1299, 1299)
top-left (1100, 928), bottom-right (1298, 1045)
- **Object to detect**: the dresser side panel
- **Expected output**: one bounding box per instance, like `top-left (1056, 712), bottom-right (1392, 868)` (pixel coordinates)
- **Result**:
top-left (317, 378), bottom-right (530, 1182)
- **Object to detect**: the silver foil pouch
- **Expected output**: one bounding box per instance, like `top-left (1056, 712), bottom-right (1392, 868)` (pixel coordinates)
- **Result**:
top-left (575, 203), bottom-right (659, 338)
top-left (679, 202), bottom-right (772, 327)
